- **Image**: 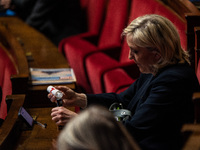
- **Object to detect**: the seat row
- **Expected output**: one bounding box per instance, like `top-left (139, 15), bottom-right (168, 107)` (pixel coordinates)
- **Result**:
top-left (58, 0), bottom-right (197, 94)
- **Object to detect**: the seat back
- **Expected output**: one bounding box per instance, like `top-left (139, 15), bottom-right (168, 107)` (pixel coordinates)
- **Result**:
top-left (82, 0), bottom-right (107, 34)
top-left (0, 46), bottom-right (17, 120)
top-left (131, 0), bottom-right (186, 50)
top-left (119, 0), bottom-right (186, 63)
top-left (153, 0), bottom-right (186, 50)
top-left (98, 0), bottom-right (129, 49)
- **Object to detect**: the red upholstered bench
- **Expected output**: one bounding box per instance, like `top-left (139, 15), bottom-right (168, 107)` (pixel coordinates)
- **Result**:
top-left (58, 0), bottom-right (197, 94)
top-left (58, 0), bottom-right (106, 54)
top-left (59, 0), bottom-right (130, 93)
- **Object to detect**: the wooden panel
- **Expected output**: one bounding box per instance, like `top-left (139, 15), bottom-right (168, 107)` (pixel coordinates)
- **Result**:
top-left (161, 0), bottom-right (200, 69)
top-left (0, 94), bottom-right (25, 150)
top-left (166, 0), bottom-right (200, 18)
top-left (0, 17), bottom-right (70, 69)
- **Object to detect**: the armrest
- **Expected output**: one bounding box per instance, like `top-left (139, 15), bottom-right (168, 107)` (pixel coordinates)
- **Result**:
top-left (100, 46), bottom-right (122, 60)
top-left (82, 34), bottom-right (100, 46)
top-left (192, 92), bottom-right (200, 123)
top-left (117, 61), bottom-right (140, 79)
top-left (58, 32), bottom-right (99, 53)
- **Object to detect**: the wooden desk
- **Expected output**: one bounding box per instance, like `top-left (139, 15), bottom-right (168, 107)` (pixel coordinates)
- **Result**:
top-left (0, 16), bottom-right (76, 107)
top-left (0, 17), bottom-right (69, 69)
top-left (15, 107), bottom-right (75, 150)
top-left (15, 107), bottom-right (61, 150)
top-left (0, 94), bottom-right (75, 150)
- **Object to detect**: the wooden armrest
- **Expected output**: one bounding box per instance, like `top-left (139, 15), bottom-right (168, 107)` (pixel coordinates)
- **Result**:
top-left (0, 94), bottom-right (25, 150)
top-left (192, 92), bottom-right (200, 123)
top-left (192, 92), bottom-right (200, 100)
top-left (166, 0), bottom-right (200, 19)
top-left (181, 123), bottom-right (200, 149)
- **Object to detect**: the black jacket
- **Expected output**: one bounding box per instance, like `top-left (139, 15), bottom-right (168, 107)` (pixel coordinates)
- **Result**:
top-left (87, 64), bottom-right (199, 150)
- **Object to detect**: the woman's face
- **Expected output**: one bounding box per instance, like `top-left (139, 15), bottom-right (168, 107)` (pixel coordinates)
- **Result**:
top-left (127, 35), bottom-right (160, 74)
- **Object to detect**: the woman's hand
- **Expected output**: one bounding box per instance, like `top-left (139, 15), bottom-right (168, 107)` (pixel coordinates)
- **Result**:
top-left (51, 106), bottom-right (77, 126)
top-left (48, 86), bottom-right (87, 108)
top-left (0, 0), bottom-right (11, 9)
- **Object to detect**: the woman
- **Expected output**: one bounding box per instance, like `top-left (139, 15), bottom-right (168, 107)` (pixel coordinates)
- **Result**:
top-left (56, 105), bottom-right (140, 150)
top-left (49, 14), bottom-right (199, 150)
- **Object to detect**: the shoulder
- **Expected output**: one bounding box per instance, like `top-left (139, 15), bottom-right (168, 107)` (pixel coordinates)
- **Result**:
top-left (157, 64), bottom-right (195, 79)
top-left (153, 63), bottom-right (199, 90)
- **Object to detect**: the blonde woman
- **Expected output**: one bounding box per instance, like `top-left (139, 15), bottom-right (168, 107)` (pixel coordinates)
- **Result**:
top-left (49, 15), bottom-right (199, 150)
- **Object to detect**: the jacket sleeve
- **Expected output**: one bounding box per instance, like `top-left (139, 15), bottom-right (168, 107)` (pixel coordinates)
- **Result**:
top-left (123, 70), bottom-right (197, 142)
top-left (86, 78), bottom-right (140, 108)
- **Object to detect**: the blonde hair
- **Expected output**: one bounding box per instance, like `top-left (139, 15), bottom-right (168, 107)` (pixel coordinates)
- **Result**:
top-left (58, 105), bottom-right (140, 150)
top-left (122, 14), bottom-right (190, 74)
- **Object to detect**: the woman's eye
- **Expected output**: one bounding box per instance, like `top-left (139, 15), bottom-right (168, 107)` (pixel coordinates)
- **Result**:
top-left (130, 48), bottom-right (138, 54)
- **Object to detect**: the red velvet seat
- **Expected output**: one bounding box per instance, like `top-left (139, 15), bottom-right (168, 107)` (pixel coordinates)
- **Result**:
top-left (60, 0), bottom-right (129, 93)
top-left (0, 46), bottom-right (17, 120)
top-left (85, 40), bottom-right (140, 94)
top-left (85, 0), bottom-right (187, 94)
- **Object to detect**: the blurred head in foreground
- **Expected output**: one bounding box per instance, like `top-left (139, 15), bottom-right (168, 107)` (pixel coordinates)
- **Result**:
top-left (57, 105), bottom-right (140, 150)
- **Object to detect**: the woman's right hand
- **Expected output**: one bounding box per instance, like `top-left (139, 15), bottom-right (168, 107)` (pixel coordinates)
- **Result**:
top-left (0, 0), bottom-right (11, 9)
top-left (48, 86), bottom-right (87, 108)
top-left (51, 106), bottom-right (78, 126)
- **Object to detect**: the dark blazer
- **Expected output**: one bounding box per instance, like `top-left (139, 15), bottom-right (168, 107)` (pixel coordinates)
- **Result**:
top-left (87, 63), bottom-right (199, 150)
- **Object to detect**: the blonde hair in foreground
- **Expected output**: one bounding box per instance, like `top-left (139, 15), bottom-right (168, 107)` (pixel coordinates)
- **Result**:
top-left (58, 105), bottom-right (140, 150)
top-left (122, 14), bottom-right (190, 74)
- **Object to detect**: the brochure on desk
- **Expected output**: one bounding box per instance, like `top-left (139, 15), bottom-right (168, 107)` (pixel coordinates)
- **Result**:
top-left (30, 68), bottom-right (76, 85)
